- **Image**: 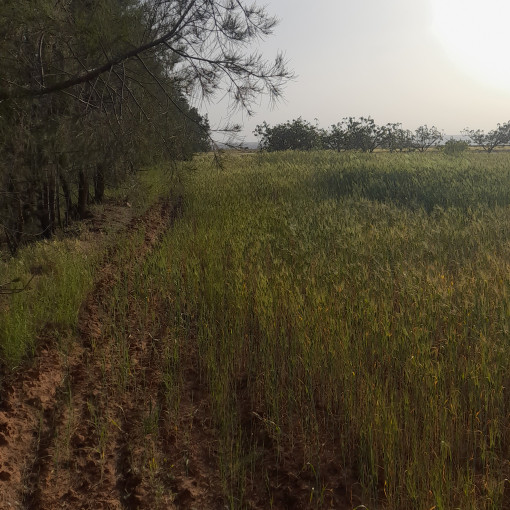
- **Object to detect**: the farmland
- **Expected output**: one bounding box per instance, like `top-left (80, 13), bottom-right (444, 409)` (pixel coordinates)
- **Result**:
top-left (2, 151), bottom-right (510, 508)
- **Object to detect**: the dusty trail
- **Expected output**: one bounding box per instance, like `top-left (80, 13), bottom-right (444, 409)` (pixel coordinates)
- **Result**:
top-left (0, 196), bottom-right (223, 509)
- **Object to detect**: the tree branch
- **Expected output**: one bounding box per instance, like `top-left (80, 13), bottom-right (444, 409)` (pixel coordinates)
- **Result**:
top-left (0, 0), bottom-right (197, 101)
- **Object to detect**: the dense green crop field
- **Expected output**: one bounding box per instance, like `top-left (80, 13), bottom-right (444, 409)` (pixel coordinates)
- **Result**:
top-left (147, 151), bottom-right (510, 508)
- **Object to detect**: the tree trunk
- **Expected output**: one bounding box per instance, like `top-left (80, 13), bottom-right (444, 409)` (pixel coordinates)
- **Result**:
top-left (48, 171), bottom-right (56, 233)
top-left (78, 169), bottom-right (89, 219)
top-left (39, 182), bottom-right (51, 238)
top-left (56, 172), bottom-right (62, 228)
top-left (39, 170), bottom-right (57, 237)
top-left (94, 163), bottom-right (105, 204)
top-left (5, 196), bottom-right (24, 255)
top-left (60, 174), bottom-right (73, 225)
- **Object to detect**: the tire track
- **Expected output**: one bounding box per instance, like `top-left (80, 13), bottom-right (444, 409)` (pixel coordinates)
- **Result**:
top-left (0, 197), bottom-right (180, 510)
top-left (27, 198), bottom-right (181, 510)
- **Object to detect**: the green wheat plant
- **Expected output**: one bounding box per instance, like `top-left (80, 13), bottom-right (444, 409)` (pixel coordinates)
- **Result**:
top-left (145, 150), bottom-right (510, 508)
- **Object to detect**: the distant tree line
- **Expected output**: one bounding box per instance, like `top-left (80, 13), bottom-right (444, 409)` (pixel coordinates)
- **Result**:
top-left (255, 117), bottom-right (510, 154)
top-left (0, 0), bottom-right (291, 254)
top-left (254, 118), bottom-right (443, 153)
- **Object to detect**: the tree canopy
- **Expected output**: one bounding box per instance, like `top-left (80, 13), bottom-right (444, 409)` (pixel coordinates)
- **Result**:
top-left (254, 118), bottom-right (324, 151)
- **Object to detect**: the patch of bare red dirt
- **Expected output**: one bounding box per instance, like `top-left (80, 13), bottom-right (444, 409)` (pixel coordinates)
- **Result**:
top-left (0, 198), bottom-right (182, 509)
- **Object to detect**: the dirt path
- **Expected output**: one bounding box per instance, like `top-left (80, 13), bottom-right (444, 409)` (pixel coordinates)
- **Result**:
top-left (0, 197), bottom-right (223, 509)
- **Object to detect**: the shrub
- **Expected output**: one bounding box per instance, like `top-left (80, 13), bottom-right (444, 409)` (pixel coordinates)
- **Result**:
top-left (443, 139), bottom-right (469, 156)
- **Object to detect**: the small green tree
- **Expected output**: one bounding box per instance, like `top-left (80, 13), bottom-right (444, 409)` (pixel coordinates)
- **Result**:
top-left (325, 122), bottom-right (347, 151)
top-left (326, 117), bottom-right (385, 152)
top-left (413, 125), bottom-right (443, 152)
top-left (345, 117), bottom-right (386, 152)
top-left (380, 123), bottom-right (414, 152)
top-left (443, 139), bottom-right (469, 156)
top-left (254, 118), bottom-right (323, 151)
top-left (462, 122), bottom-right (510, 153)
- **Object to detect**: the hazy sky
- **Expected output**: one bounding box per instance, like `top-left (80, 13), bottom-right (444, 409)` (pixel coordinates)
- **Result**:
top-left (201, 0), bottom-right (510, 143)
